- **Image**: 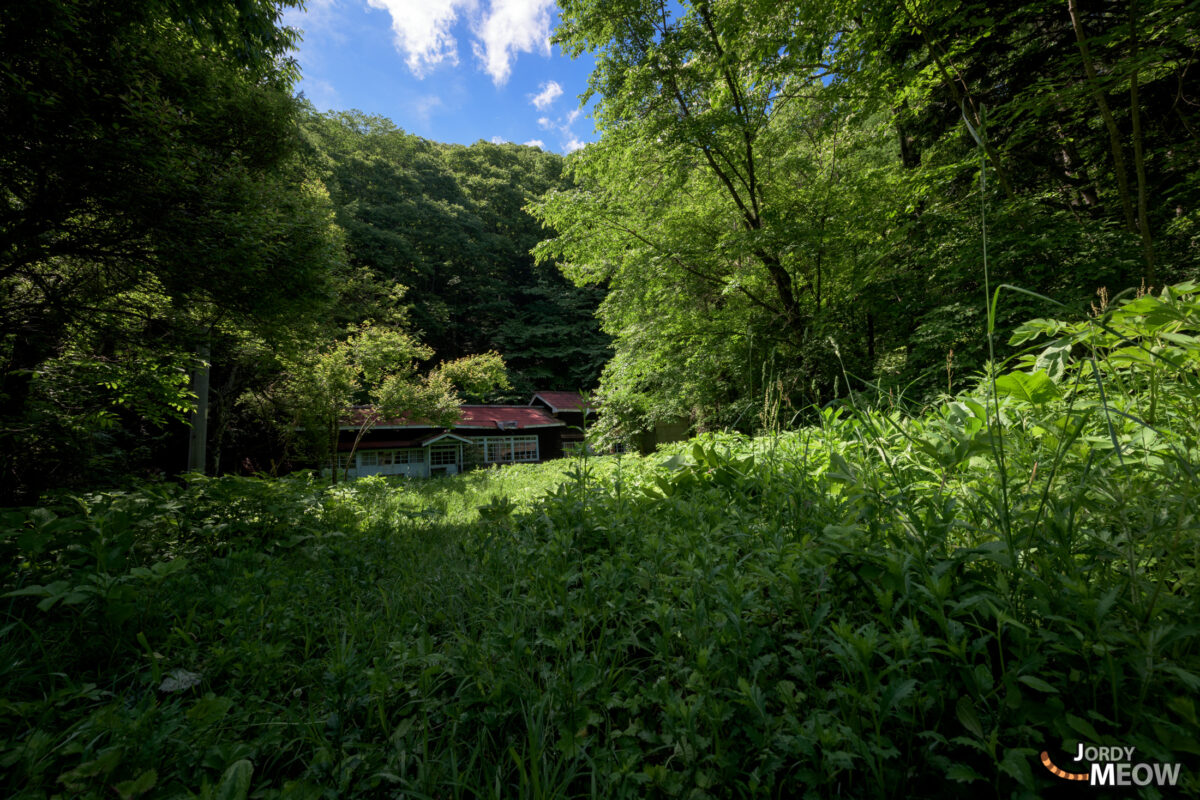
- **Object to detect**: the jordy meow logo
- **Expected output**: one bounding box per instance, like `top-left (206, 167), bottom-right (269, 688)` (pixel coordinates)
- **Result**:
top-left (1040, 743), bottom-right (1184, 787)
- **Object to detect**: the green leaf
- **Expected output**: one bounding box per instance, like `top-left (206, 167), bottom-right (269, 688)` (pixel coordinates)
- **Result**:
top-left (1016, 675), bottom-right (1059, 694)
top-left (994, 370), bottom-right (1060, 404)
top-left (1065, 713), bottom-right (1100, 742)
top-left (1034, 341), bottom-right (1074, 380)
top-left (956, 696), bottom-right (985, 739)
top-left (3, 582), bottom-right (63, 599)
top-left (882, 678), bottom-right (918, 714)
top-left (215, 759), bottom-right (254, 800)
top-left (946, 763), bottom-right (983, 783)
top-left (115, 769), bottom-right (157, 799)
top-left (56, 747), bottom-right (123, 789)
top-left (1167, 696), bottom-right (1197, 726)
top-left (999, 747), bottom-right (1037, 788)
top-left (1161, 665), bottom-right (1200, 691)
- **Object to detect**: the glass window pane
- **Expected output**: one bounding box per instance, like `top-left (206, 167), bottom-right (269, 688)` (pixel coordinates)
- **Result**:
top-left (514, 436), bottom-right (538, 461)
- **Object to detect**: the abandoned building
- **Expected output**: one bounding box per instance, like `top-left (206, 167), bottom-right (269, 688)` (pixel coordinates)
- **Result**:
top-left (333, 392), bottom-right (592, 478)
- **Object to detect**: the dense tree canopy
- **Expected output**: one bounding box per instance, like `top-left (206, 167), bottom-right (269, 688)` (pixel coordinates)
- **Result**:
top-left (4, 4), bottom-right (1200, 797)
top-left (535, 0), bottom-right (1199, 444)
top-left (0, 2), bottom-right (610, 497)
top-left (0, 0), bottom-right (343, 499)
top-left (283, 320), bottom-right (509, 483)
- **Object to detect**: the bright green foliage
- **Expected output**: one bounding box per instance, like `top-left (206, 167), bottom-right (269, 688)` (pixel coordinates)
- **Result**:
top-left (3, 288), bottom-right (1198, 797)
top-left (432, 350), bottom-right (512, 403)
top-left (535, 0), bottom-right (923, 440)
top-left (535, 0), bottom-right (1200, 440)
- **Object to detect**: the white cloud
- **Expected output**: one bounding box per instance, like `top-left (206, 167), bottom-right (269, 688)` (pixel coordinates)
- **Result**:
top-left (367, 0), bottom-right (475, 77)
top-left (366, 0), bottom-right (554, 85)
top-left (491, 135), bottom-right (508, 144)
top-left (529, 80), bottom-right (562, 109)
top-left (472, 0), bottom-right (556, 85)
top-left (411, 94), bottom-right (444, 126)
top-left (523, 138), bottom-right (545, 148)
top-left (536, 107), bottom-right (590, 154)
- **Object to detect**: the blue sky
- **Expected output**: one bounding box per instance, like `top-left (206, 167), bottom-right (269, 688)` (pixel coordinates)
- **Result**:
top-left (282, 0), bottom-right (598, 154)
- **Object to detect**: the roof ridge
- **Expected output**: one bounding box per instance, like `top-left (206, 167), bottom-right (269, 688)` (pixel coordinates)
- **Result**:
top-left (459, 404), bottom-right (538, 408)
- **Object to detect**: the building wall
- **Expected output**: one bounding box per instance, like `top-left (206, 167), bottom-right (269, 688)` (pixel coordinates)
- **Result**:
top-left (536, 427), bottom-right (564, 461)
top-left (333, 426), bottom-right (565, 477)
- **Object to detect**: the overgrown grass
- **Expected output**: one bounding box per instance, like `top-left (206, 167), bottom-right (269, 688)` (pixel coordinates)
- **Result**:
top-left (3, 286), bottom-right (1199, 798)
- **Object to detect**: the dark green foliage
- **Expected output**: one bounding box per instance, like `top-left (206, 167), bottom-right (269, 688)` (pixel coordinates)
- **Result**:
top-left (300, 110), bottom-right (610, 398)
top-left (0, 0), bottom-right (345, 500)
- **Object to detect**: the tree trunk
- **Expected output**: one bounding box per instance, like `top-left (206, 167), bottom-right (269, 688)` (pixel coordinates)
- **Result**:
top-left (327, 418), bottom-right (339, 485)
top-left (757, 250), bottom-right (805, 340)
top-left (1128, 3), bottom-right (1156, 284)
top-left (893, 105), bottom-right (920, 170)
top-left (867, 311), bottom-right (876, 364)
top-left (1068, 0), bottom-right (1138, 235)
top-left (0, 328), bottom-right (53, 503)
top-left (899, 2), bottom-right (1016, 199)
top-left (1053, 116), bottom-right (1101, 212)
top-left (209, 363), bottom-right (237, 476)
top-left (186, 341), bottom-right (210, 474)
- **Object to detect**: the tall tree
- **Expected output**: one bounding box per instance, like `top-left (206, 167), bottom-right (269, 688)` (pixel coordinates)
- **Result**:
top-left (534, 0), bottom-right (1200, 441)
top-left (838, 0), bottom-right (1199, 284)
top-left (536, 0), bottom-right (901, 438)
top-left (0, 0), bottom-right (344, 499)
top-left (553, 0), bottom-right (844, 342)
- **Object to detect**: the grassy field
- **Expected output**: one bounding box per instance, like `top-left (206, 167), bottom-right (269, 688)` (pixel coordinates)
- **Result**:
top-left (3, 285), bottom-right (1200, 798)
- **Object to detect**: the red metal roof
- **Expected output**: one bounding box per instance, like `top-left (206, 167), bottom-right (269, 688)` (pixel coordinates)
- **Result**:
top-left (342, 405), bottom-right (564, 431)
top-left (529, 391), bottom-right (594, 414)
top-left (456, 405), bottom-right (564, 429)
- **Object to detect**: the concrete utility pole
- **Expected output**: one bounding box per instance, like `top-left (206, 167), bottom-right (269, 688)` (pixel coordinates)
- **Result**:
top-left (187, 340), bottom-right (211, 474)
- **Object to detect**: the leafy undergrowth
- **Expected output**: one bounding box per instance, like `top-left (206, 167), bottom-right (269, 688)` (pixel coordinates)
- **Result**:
top-left (3, 285), bottom-right (1200, 799)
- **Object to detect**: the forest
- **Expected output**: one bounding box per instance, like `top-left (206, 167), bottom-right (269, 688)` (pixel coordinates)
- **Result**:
top-left (2, 0), bottom-right (1198, 797)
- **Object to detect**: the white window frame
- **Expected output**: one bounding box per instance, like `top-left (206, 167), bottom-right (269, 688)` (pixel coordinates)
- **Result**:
top-left (357, 448), bottom-right (422, 469)
top-left (480, 435), bottom-right (539, 464)
top-left (430, 445), bottom-right (459, 466)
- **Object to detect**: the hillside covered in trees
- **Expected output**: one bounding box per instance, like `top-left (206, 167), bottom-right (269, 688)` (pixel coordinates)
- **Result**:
top-left (2, 0), bottom-right (1199, 797)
